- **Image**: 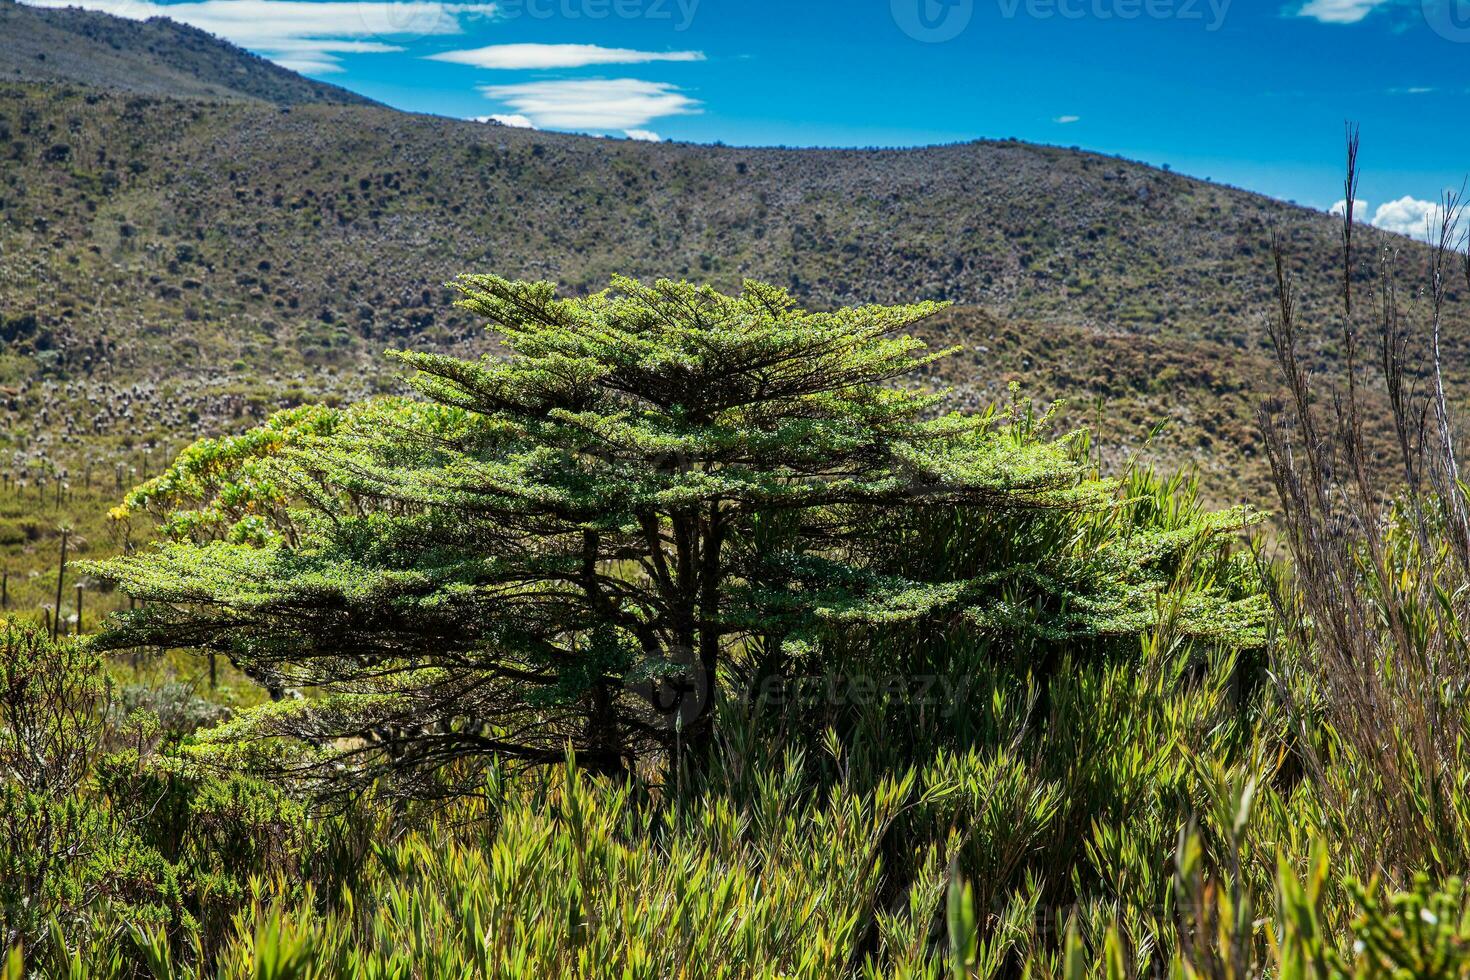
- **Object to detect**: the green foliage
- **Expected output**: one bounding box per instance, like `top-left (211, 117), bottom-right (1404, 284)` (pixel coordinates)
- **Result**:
top-left (85, 277), bottom-right (1262, 797)
top-left (15, 737), bottom-right (1470, 979)
top-left (0, 619), bottom-right (308, 962)
top-left (0, 619), bottom-right (115, 950)
top-left (0, 476), bottom-right (1457, 979)
top-left (0, 276), bottom-right (1275, 974)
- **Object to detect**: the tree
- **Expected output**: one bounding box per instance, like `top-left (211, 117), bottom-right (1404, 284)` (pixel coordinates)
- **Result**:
top-left (89, 276), bottom-right (1251, 794)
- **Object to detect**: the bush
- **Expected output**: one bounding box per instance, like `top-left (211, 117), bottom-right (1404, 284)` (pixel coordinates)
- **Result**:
top-left (0, 620), bottom-right (306, 962)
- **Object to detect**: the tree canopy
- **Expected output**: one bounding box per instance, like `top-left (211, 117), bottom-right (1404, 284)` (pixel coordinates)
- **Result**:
top-left (87, 276), bottom-right (1261, 793)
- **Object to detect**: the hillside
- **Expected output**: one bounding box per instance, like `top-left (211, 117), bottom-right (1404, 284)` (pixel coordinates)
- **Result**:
top-left (0, 82), bottom-right (1381, 341)
top-left (1, 7), bottom-right (1465, 620)
top-left (0, 0), bottom-right (374, 104)
top-left (3, 80), bottom-right (1455, 484)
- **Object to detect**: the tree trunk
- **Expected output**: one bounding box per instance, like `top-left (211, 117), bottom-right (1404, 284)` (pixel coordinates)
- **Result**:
top-left (584, 678), bottom-right (625, 777)
top-left (682, 503), bottom-right (725, 768)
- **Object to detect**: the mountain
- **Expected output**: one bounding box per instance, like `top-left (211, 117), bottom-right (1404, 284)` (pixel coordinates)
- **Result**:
top-left (0, 0), bottom-right (374, 104)
top-left (0, 2), bottom-right (1463, 533)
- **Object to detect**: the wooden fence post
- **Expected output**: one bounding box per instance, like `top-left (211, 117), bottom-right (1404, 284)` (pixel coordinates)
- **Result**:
top-left (51, 528), bottom-right (69, 641)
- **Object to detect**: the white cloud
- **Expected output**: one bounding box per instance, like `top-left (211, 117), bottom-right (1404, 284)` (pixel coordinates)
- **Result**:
top-left (429, 43), bottom-right (703, 70)
top-left (1328, 196), bottom-right (1465, 243)
top-left (251, 38), bottom-right (404, 71)
top-left (623, 129), bottom-right (661, 142)
top-left (1370, 196), bottom-right (1455, 241)
top-left (256, 38), bottom-right (404, 53)
top-left (273, 56), bottom-right (346, 73)
top-left (1295, 0), bottom-right (1391, 22)
top-left (478, 113), bottom-right (535, 128)
top-left (20, 0), bottom-right (494, 74)
top-left (480, 78), bottom-right (699, 131)
top-left (1053, 115), bottom-right (1080, 124)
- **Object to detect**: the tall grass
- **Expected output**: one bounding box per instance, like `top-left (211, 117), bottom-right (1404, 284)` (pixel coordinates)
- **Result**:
top-left (1261, 131), bottom-right (1470, 882)
top-left (6, 461), bottom-right (1470, 976)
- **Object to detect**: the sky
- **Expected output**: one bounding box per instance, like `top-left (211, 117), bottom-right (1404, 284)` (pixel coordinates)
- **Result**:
top-left (20, 0), bottom-right (1470, 233)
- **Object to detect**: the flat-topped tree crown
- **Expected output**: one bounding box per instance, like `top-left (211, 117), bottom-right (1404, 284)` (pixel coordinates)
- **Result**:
top-left (432, 275), bottom-right (952, 417)
top-left (86, 277), bottom-right (1255, 796)
top-left (389, 276), bottom-right (1077, 517)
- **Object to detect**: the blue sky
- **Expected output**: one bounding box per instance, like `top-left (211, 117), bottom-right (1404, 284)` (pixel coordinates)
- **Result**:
top-left (24, 0), bottom-right (1470, 229)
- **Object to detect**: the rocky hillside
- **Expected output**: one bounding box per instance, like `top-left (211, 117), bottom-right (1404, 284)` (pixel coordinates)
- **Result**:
top-left (0, 0), bottom-right (374, 104)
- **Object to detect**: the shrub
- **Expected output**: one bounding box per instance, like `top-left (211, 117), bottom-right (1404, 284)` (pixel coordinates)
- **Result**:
top-left (0, 620), bottom-right (307, 963)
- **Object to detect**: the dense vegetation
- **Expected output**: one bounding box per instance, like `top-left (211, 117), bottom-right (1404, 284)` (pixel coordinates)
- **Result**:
top-left (6, 18), bottom-right (1470, 972)
top-left (6, 276), bottom-right (1279, 976)
top-left (83, 277), bottom-right (1261, 793)
top-left (10, 194), bottom-right (1470, 973)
